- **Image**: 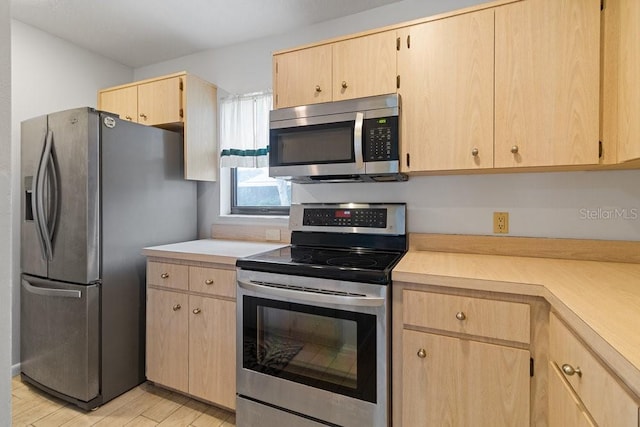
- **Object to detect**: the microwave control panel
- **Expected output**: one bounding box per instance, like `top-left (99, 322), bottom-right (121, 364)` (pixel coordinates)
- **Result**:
top-left (363, 116), bottom-right (399, 162)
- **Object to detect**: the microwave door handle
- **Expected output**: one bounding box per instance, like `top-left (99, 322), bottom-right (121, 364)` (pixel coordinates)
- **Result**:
top-left (354, 112), bottom-right (364, 171)
top-left (238, 280), bottom-right (384, 307)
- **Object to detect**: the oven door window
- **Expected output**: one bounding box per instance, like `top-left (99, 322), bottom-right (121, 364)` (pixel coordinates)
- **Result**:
top-left (270, 122), bottom-right (355, 166)
top-left (242, 295), bottom-right (377, 403)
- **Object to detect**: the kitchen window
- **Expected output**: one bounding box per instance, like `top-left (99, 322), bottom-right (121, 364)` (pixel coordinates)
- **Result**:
top-left (220, 91), bottom-right (291, 215)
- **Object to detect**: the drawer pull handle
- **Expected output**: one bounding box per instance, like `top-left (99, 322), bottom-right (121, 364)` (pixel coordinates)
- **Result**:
top-left (160, 273), bottom-right (170, 279)
top-left (511, 145), bottom-right (519, 154)
top-left (417, 348), bottom-right (427, 359)
top-left (341, 81), bottom-right (348, 89)
top-left (455, 311), bottom-right (466, 321)
top-left (471, 148), bottom-right (479, 157)
top-left (193, 308), bottom-right (201, 315)
top-left (561, 364), bottom-right (582, 377)
top-left (315, 85), bottom-right (322, 93)
top-left (205, 279), bottom-right (214, 285)
top-left (172, 304), bottom-right (181, 311)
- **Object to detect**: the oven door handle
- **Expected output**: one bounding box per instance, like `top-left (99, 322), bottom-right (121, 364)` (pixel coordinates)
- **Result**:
top-left (238, 280), bottom-right (384, 307)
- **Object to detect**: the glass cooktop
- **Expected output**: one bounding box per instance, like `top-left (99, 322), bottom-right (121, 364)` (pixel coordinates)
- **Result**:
top-left (236, 245), bottom-right (405, 285)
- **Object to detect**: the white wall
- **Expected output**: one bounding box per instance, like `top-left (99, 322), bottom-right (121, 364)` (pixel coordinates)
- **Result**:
top-left (134, 0), bottom-right (640, 242)
top-left (1, 0), bottom-right (13, 421)
top-left (10, 20), bottom-right (133, 370)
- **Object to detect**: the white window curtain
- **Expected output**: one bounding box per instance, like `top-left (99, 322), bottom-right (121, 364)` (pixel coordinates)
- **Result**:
top-left (219, 91), bottom-right (272, 168)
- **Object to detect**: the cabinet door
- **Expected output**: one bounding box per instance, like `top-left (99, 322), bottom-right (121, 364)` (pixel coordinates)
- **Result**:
top-left (189, 295), bottom-right (236, 409)
top-left (138, 76), bottom-right (183, 126)
top-left (274, 45), bottom-right (332, 109)
top-left (495, 0), bottom-right (600, 168)
top-left (602, 0), bottom-right (640, 163)
top-left (99, 86), bottom-right (138, 122)
top-left (146, 288), bottom-right (189, 393)
top-left (398, 10), bottom-right (494, 172)
top-left (332, 31), bottom-right (397, 102)
top-left (402, 329), bottom-right (530, 426)
top-left (549, 362), bottom-right (597, 427)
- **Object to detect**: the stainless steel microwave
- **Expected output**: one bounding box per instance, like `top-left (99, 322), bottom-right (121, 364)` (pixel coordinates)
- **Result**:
top-left (269, 93), bottom-right (406, 183)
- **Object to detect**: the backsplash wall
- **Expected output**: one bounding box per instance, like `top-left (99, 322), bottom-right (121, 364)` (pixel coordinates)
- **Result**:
top-left (294, 170), bottom-right (640, 241)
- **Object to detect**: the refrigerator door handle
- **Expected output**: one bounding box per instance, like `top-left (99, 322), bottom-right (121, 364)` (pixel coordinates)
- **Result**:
top-left (32, 130), bottom-right (50, 261)
top-left (35, 130), bottom-right (55, 261)
top-left (46, 136), bottom-right (59, 241)
top-left (22, 279), bottom-right (82, 299)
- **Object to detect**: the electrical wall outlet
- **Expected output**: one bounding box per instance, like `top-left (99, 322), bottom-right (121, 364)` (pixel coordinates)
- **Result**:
top-left (493, 212), bottom-right (509, 234)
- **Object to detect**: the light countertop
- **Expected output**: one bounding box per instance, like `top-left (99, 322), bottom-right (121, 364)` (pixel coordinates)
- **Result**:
top-left (393, 250), bottom-right (640, 398)
top-left (142, 239), bottom-right (287, 266)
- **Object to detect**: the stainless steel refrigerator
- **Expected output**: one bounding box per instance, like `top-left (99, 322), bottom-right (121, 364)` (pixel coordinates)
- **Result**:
top-left (20, 107), bottom-right (197, 410)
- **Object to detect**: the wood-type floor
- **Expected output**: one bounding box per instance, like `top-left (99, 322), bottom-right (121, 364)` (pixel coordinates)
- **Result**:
top-left (11, 376), bottom-right (236, 426)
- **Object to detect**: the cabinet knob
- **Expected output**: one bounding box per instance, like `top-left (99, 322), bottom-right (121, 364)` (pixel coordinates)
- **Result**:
top-left (471, 148), bottom-right (479, 157)
top-left (341, 81), bottom-right (348, 89)
top-left (139, 113), bottom-right (147, 120)
top-left (417, 348), bottom-right (427, 359)
top-left (172, 304), bottom-right (181, 311)
top-left (125, 115), bottom-right (132, 121)
top-left (205, 279), bottom-right (214, 285)
top-left (315, 85), bottom-right (322, 93)
top-left (192, 308), bottom-right (201, 315)
top-left (561, 363), bottom-right (582, 377)
top-left (160, 273), bottom-right (169, 279)
top-left (455, 311), bottom-right (466, 321)
top-left (511, 145), bottom-right (519, 154)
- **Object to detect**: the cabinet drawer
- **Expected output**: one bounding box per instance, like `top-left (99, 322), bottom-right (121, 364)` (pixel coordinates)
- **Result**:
top-left (147, 261), bottom-right (188, 290)
top-left (189, 266), bottom-right (236, 298)
top-left (549, 313), bottom-right (639, 427)
top-left (403, 290), bottom-right (530, 343)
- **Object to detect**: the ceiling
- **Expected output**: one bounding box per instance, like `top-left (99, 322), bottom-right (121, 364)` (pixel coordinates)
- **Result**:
top-left (10, 0), bottom-right (405, 68)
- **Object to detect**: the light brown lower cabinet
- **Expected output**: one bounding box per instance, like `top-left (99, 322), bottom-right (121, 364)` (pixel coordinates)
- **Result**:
top-left (395, 287), bottom-right (533, 426)
top-left (402, 329), bottom-right (530, 426)
top-left (549, 313), bottom-right (639, 427)
top-left (146, 260), bottom-right (236, 410)
top-left (548, 362), bottom-right (596, 427)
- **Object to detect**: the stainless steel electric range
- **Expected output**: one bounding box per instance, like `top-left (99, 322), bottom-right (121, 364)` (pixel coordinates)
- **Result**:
top-left (236, 203), bottom-right (406, 427)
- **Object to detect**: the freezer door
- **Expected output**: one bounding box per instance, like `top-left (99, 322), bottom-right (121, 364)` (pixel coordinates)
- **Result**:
top-left (46, 108), bottom-right (100, 284)
top-left (20, 274), bottom-right (100, 402)
top-left (20, 114), bottom-right (49, 277)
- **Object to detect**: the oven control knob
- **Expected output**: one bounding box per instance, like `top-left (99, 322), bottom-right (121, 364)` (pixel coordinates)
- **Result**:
top-left (417, 348), bottom-right (427, 359)
top-left (456, 311), bottom-right (466, 321)
top-left (193, 308), bottom-right (202, 315)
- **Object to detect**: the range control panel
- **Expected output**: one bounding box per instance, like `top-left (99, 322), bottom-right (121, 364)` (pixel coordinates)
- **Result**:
top-left (303, 208), bottom-right (387, 228)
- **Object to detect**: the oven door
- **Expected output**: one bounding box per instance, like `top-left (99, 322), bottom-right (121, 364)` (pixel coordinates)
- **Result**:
top-left (236, 269), bottom-right (389, 427)
top-left (269, 111), bottom-right (365, 181)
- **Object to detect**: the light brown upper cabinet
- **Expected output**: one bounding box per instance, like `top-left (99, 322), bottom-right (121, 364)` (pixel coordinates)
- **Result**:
top-left (332, 31), bottom-right (397, 102)
top-left (99, 72), bottom-right (218, 181)
top-left (602, 0), bottom-right (640, 164)
top-left (397, 9), bottom-right (494, 173)
top-left (494, 0), bottom-right (601, 168)
top-left (99, 85), bottom-right (138, 123)
top-left (273, 31), bottom-right (397, 109)
top-left (273, 44), bottom-right (332, 109)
